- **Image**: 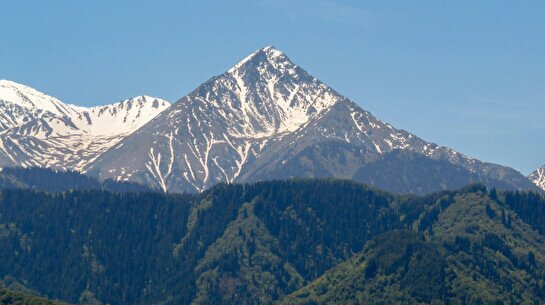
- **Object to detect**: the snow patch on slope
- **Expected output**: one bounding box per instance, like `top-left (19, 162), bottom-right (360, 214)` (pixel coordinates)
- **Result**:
top-left (78, 95), bottom-right (170, 136)
top-left (0, 80), bottom-right (81, 118)
top-left (0, 80), bottom-right (171, 171)
top-left (529, 166), bottom-right (545, 191)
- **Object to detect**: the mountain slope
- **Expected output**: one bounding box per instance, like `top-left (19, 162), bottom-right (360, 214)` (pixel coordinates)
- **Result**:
top-left (86, 46), bottom-right (538, 194)
top-left (282, 191), bottom-right (545, 305)
top-left (0, 179), bottom-right (404, 304)
top-left (0, 80), bottom-right (170, 171)
top-left (0, 167), bottom-right (152, 193)
top-left (86, 46), bottom-right (340, 192)
top-left (0, 288), bottom-right (68, 305)
top-left (1, 179), bottom-right (545, 304)
top-left (529, 165), bottom-right (545, 191)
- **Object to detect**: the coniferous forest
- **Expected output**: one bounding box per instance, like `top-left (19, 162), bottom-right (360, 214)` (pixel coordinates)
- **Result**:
top-left (0, 167), bottom-right (152, 193)
top-left (0, 177), bottom-right (545, 304)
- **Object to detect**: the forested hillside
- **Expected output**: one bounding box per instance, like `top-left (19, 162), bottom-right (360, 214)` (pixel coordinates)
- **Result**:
top-left (283, 190), bottom-right (545, 304)
top-left (0, 179), bottom-right (544, 304)
top-left (0, 167), bottom-right (151, 193)
top-left (0, 279), bottom-right (67, 305)
top-left (0, 288), bottom-right (66, 305)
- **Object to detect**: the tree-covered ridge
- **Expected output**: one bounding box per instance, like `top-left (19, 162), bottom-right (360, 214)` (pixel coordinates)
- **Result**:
top-left (0, 289), bottom-right (65, 305)
top-left (282, 188), bottom-right (545, 305)
top-left (0, 285), bottom-right (68, 305)
top-left (0, 179), bottom-right (407, 304)
top-left (0, 167), bottom-right (152, 193)
top-left (0, 190), bottom-right (193, 304)
top-left (0, 179), bottom-right (545, 304)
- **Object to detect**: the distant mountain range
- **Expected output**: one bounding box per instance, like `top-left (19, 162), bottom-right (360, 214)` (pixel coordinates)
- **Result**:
top-left (0, 47), bottom-right (542, 194)
top-left (0, 79), bottom-right (169, 171)
top-left (85, 46), bottom-right (541, 194)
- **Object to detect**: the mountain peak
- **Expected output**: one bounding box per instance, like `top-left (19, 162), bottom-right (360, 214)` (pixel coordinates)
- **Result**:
top-left (82, 95), bottom-right (170, 136)
top-left (208, 45), bottom-right (335, 138)
top-left (0, 79), bottom-right (29, 88)
top-left (0, 79), bottom-right (78, 118)
top-left (261, 45), bottom-right (277, 51)
top-left (260, 45), bottom-right (283, 56)
top-left (227, 45), bottom-right (292, 74)
top-left (529, 165), bottom-right (545, 191)
top-left (0, 79), bottom-right (54, 99)
top-left (90, 95), bottom-right (170, 110)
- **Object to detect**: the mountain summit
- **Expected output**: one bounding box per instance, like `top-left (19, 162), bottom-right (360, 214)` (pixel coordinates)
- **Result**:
top-left (211, 45), bottom-right (338, 137)
top-left (86, 47), bottom-right (539, 194)
top-left (529, 165), bottom-right (545, 191)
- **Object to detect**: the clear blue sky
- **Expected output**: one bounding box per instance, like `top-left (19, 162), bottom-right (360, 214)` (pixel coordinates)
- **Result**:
top-left (1, 1), bottom-right (544, 174)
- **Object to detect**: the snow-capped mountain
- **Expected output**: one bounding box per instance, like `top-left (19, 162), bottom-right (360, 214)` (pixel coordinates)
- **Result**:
top-left (529, 165), bottom-right (545, 191)
top-left (0, 80), bottom-right (170, 170)
top-left (87, 46), bottom-right (340, 191)
top-left (86, 46), bottom-right (539, 194)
